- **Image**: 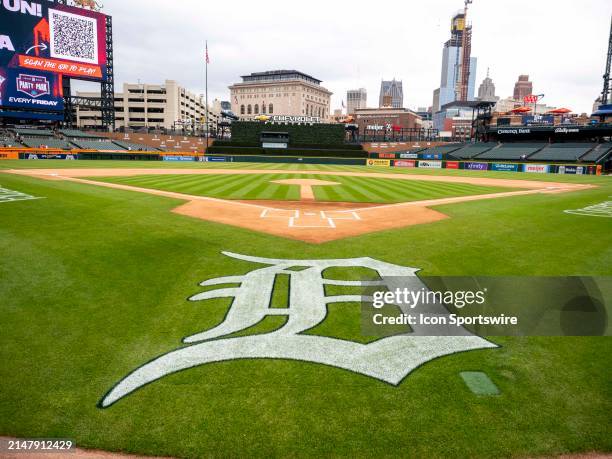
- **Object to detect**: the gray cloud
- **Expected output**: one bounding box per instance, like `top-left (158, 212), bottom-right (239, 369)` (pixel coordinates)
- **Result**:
top-left (84, 0), bottom-right (610, 114)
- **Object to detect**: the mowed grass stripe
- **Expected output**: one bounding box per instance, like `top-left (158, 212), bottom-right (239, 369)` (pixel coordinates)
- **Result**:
top-left (345, 177), bottom-right (405, 202)
top-left (335, 176), bottom-right (394, 202)
top-left (93, 173), bottom-right (517, 203)
top-left (226, 175), bottom-right (278, 199)
top-left (205, 174), bottom-right (263, 197)
top-left (140, 174), bottom-right (232, 192)
top-left (142, 174), bottom-right (238, 195)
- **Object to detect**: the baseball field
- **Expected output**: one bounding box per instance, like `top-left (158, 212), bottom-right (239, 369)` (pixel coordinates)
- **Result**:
top-left (1, 159), bottom-right (610, 458)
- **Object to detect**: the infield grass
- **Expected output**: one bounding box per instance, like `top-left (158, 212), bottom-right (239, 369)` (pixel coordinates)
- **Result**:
top-left (91, 173), bottom-right (517, 203)
top-left (0, 161), bottom-right (610, 458)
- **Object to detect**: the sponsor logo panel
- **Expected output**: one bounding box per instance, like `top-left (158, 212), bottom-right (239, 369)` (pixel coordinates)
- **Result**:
top-left (445, 161), bottom-right (460, 169)
top-left (367, 159), bottom-right (391, 167)
top-left (524, 164), bottom-right (549, 174)
top-left (464, 162), bottom-right (489, 171)
top-left (163, 155), bottom-right (196, 162)
top-left (0, 69), bottom-right (63, 110)
top-left (418, 160), bottom-right (442, 169)
top-left (491, 163), bottom-right (519, 172)
top-left (558, 165), bottom-right (584, 175)
top-left (394, 160), bottom-right (416, 168)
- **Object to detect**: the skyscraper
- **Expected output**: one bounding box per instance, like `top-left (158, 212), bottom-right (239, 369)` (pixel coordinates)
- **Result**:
top-left (346, 88), bottom-right (367, 114)
top-left (379, 79), bottom-right (403, 108)
top-left (432, 10), bottom-right (478, 114)
top-left (477, 69), bottom-right (498, 102)
top-left (513, 75), bottom-right (533, 100)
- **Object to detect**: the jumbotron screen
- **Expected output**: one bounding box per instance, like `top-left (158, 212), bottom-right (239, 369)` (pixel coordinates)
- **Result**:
top-left (0, 1), bottom-right (108, 115)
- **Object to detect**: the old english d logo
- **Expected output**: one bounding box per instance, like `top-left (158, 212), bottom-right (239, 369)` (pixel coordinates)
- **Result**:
top-left (100, 252), bottom-right (497, 407)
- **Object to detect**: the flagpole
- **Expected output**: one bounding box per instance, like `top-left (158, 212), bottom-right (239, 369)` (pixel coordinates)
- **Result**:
top-left (205, 40), bottom-right (209, 151)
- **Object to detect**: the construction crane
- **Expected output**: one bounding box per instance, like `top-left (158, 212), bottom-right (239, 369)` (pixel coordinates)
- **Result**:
top-left (601, 15), bottom-right (612, 105)
top-left (72, 0), bottom-right (104, 11)
top-left (455, 0), bottom-right (473, 102)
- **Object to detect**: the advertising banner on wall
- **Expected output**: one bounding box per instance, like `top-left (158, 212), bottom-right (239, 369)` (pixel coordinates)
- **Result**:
top-left (418, 160), bottom-right (442, 169)
top-left (524, 164), bottom-right (549, 174)
top-left (491, 163), bottom-right (520, 172)
top-left (464, 162), bottom-right (489, 171)
top-left (1, 2), bottom-right (108, 81)
top-left (445, 161), bottom-right (460, 169)
top-left (163, 155), bottom-right (196, 162)
top-left (399, 152), bottom-right (419, 159)
top-left (522, 115), bottom-right (554, 126)
top-left (367, 159), bottom-right (391, 167)
top-left (200, 156), bottom-right (227, 162)
top-left (558, 165), bottom-right (585, 175)
top-left (24, 153), bottom-right (76, 160)
top-left (0, 68), bottom-right (64, 111)
top-left (422, 153), bottom-right (443, 160)
top-left (394, 160), bottom-right (416, 168)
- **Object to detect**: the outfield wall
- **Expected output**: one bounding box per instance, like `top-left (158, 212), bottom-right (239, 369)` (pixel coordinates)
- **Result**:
top-left (2, 148), bottom-right (603, 175)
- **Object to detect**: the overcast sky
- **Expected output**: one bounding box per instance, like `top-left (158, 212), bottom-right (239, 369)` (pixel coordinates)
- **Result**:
top-left (82, 0), bottom-right (611, 114)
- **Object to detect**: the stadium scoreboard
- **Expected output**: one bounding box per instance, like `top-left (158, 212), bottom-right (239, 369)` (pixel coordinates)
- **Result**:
top-left (0, 0), bottom-right (109, 120)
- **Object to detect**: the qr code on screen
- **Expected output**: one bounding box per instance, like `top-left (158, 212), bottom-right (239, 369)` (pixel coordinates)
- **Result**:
top-left (48, 9), bottom-right (99, 65)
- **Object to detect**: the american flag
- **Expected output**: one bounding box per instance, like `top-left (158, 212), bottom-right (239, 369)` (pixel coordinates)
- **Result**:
top-left (205, 43), bottom-right (210, 64)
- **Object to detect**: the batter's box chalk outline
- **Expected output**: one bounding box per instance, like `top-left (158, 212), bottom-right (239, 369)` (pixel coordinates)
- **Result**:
top-left (289, 212), bottom-right (337, 229)
top-left (321, 210), bottom-right (361, 221)
top-left (260, 208), bottom-right (299, 219)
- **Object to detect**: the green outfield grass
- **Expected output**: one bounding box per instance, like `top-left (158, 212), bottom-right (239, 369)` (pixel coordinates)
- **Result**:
top-left (0, 159), bottom-right (609, 185)
top-left (0, 162), bottom-right (611, 458)
top-left (92, 173), bottom-right (516, 203)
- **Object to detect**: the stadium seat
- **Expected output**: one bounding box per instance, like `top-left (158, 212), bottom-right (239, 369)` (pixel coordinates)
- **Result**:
top-left (449, 143), bottom-right (498, 159)
top-left (21, 138), bottom-right (74, 150)
top-left (475, 143), bottom-right (546, 160)
top-left (112, 140), bottom-right (159, 151)
top-left (59, 129), bottom-right (106, 140)
top-left (13, 128), bottom-right (55, 137)
top-left (580, 144), bottom-right (612, 162)
top-left (528, 143), bottom-right (597, 161)
top-left (419, 144), bottom-right (466, 156)
top-left (71, 140), bottom-right (127, 151)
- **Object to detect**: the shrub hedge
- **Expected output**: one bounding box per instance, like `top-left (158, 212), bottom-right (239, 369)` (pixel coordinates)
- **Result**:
top-left (206, 145), bottom-right (368, 158)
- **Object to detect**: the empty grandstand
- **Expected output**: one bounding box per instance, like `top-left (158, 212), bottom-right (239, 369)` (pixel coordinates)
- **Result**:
top-left (59, 130), bottom-right (106, 140)
top-left (528, 143), bottom-right (597, 162)
top-left (449, 143), bottom-right (497, 159)
top-left (580, 144), bottom-right (612, 163)
top-left (112, 140), bottom-right (159, 151)
top-left (475, 143), bottom-right (545, 160)
top-left (418, 144), bottom-right (466, 156)
top-left (70, 140), bottom-right (127, 151)
top-left (20, 139), bottom-right (74, 150)
top-left (13, 128), bottom-right (55, 137)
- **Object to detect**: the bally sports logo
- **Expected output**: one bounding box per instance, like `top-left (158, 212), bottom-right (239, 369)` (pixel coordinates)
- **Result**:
top-left (16, 74), bottom-right (50, 98)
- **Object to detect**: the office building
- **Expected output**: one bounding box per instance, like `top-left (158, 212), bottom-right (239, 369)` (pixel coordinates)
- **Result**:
top-left (229, 70), bottom-right (332, 121)
top-left (379, 79), bottom-right (403, 108)
top-left (347, 88), bottom-right (367, 114)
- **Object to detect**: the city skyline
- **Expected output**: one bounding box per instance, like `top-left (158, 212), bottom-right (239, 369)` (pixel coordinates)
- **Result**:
top-left (74, 0), bottom-right (610, 114)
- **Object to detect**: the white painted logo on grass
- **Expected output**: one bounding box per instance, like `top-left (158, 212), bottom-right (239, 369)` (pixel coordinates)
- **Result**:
top-left (0, 185), bottom-right (43, 203)
top-left (564, 199), bottom-right (612, 218)
top-left (100, 252), bottom-right (496, 407)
